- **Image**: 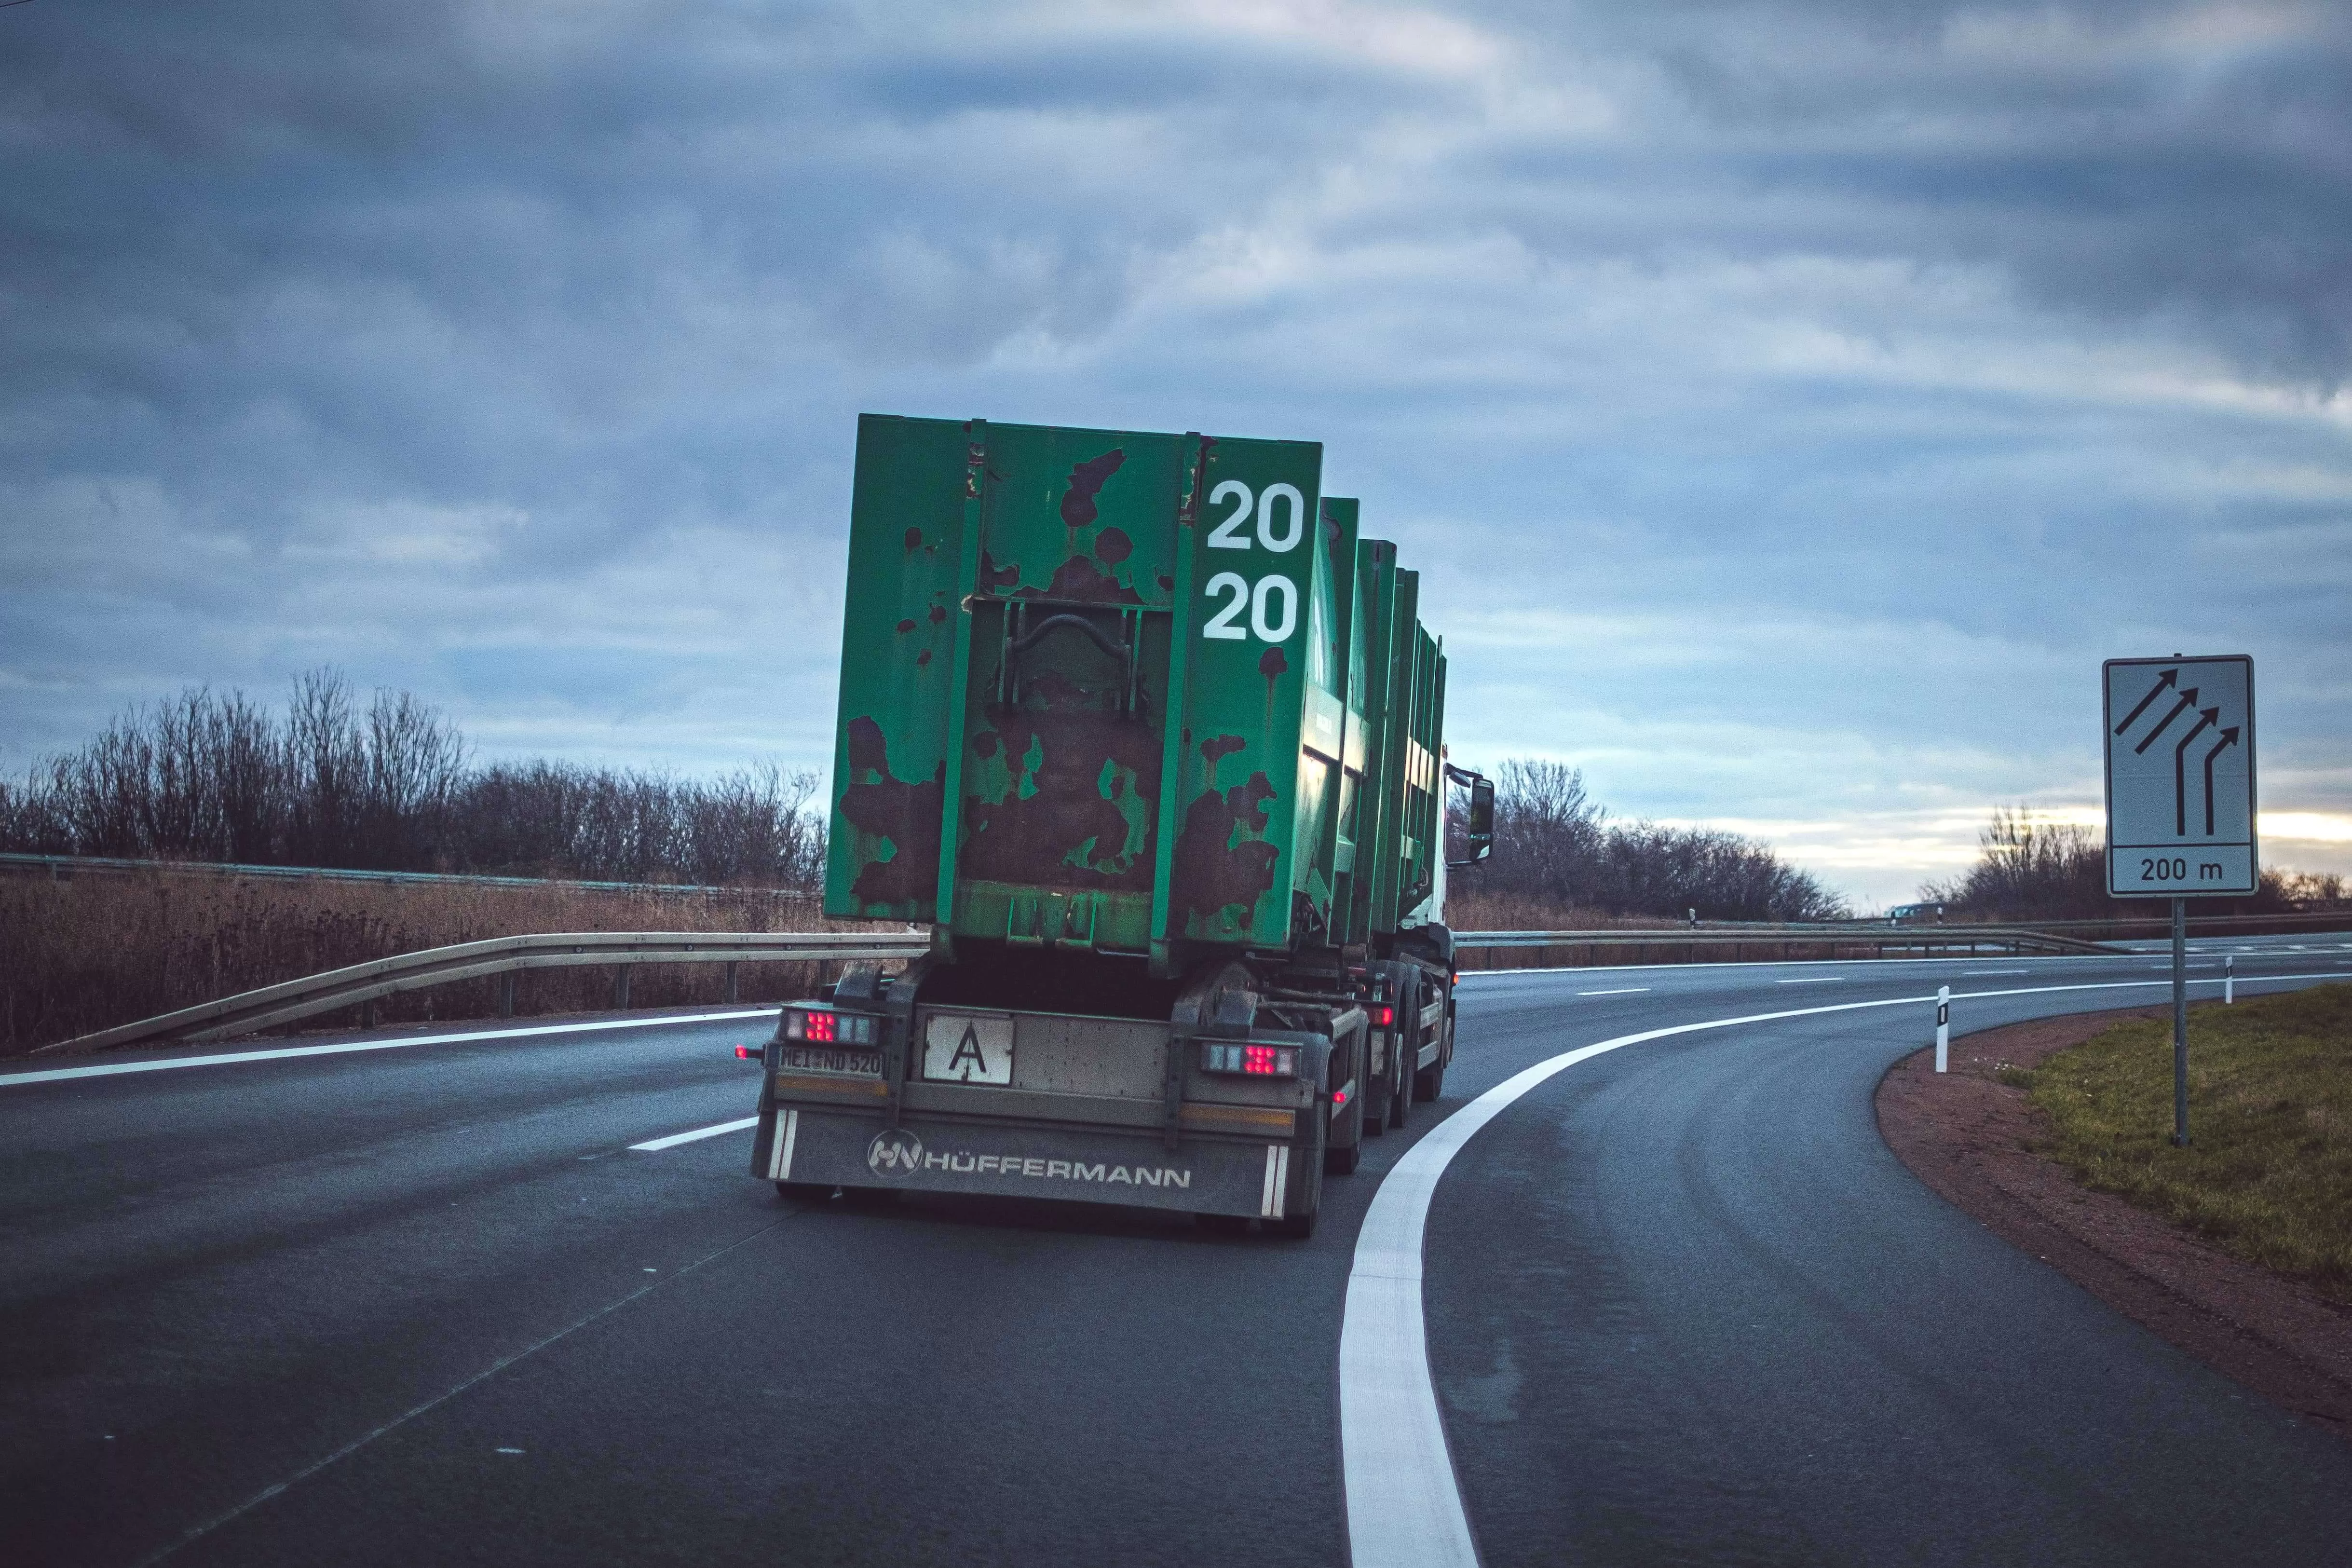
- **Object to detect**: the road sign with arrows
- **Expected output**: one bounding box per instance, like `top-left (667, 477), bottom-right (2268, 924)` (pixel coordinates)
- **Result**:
top-left (2103, 655), bottom-right (2257, 897)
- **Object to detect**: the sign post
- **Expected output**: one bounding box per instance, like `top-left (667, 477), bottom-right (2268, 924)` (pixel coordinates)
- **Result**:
top-left (2103, 655), bottom-right (2257, 1148)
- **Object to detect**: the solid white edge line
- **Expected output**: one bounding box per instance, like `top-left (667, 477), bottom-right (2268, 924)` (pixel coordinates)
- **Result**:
top-left (1575, 987), bottom-right (1650, 996)
top-left (631, 1116), bottom-right (761, 1153)
top-left (1338, 967), bottom-right (2347, 1568)
top-left (0, 1008), bottom-right (782, 1089)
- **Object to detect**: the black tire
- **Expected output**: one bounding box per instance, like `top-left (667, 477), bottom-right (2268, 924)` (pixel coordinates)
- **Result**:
top-left (775, 1181), bottom-right (832, 1200)
top-left (1413, 1043), bottom-right (1445, 1104)
top-left (1413, 981), bottom-right (1452, 1103)
top-left (1362, 1029), bottom-right (1391, 1138)
top-left (1278, 1096), bottom-right (1325, 1240)
top-left (1324, 1025), bottom-right (1366, 1174)
top-left (1387, 967), bottom-right (1421, 1128)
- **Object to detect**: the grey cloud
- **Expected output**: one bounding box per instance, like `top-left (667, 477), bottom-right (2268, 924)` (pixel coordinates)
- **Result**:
top-left (1471, 0), bottom-right (2352, 385)
top-left (2, 0), bottom-right (2347, 905)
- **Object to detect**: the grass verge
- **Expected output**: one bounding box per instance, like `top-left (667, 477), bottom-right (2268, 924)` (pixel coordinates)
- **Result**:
top-left (2020, 984), bottom-right (2352, 1304)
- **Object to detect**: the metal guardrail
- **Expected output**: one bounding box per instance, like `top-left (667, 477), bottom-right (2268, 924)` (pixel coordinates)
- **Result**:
top-left (40, 918), bottom-right (2137, 1060)
top-left (34, 929), bottom-right (930, 1057)
top-left (1453, 924), bottom-right (2125, 958)
top-left (0, 851), bottom-right (818, 900)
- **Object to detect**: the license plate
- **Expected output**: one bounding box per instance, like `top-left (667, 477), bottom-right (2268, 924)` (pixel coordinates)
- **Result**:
top-left (922, 1011), bottom-right (1014, 1084)
top-left (777, 1043), bottom-right (884, 1077)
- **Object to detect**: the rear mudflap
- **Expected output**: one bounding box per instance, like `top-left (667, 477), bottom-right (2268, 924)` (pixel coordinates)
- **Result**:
top-left (759, 1105), bottom-right (1312, 1220)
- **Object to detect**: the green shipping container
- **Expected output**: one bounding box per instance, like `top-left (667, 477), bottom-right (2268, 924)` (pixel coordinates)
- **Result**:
top-left (825, 414), bottom-right (1454, 979)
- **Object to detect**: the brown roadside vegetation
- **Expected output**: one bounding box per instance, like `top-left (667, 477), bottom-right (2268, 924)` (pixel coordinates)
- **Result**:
top-left (0, 868), bottom-right (853, 1057)
top-left (1877, 1004), bottom-right (2352, 1441)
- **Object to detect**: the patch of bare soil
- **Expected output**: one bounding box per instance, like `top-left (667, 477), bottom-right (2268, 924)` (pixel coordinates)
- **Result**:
top-left (1876, 1006), bottom-right (2352, 1442)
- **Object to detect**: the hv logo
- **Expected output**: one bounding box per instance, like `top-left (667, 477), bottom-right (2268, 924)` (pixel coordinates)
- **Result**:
top-left (867, 1129), bottom-right (925, 1177)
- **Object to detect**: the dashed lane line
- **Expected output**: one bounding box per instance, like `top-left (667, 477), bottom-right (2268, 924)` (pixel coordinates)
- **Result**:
top-left (1575, 987), bottom-right (1651, 996)
top-left (1338, 967), bottom-right (2348, 1568)
top-left (630, 1117), bottom-right (760, 1152)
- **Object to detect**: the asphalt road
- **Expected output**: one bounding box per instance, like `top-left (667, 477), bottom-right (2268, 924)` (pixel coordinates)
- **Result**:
top-left (5, 940), bottom-right (2351, 1567)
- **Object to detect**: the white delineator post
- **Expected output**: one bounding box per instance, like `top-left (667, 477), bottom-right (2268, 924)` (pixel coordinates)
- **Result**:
top-left (2226, 955), bottom-right (2235, 1005)
top-left (1934, 985), bottom-right (1951, 1074)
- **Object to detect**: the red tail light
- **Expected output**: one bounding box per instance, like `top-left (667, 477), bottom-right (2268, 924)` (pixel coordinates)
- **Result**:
top-left (734, 1045), bottom-right (759, 1060)
top-left (782, 1007), bottom-right (878, 1046)
top-left (1370, 1004), bottom-right (1395, 1027)
top-left (1201, 1041), bottom-right (1300, 1078)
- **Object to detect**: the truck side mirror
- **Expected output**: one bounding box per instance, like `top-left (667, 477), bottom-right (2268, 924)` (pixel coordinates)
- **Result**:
top-left (1445, 766), bottom-right (1494, 868)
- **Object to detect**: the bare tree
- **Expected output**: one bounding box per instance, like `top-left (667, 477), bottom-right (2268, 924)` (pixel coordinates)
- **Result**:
top-left (1456, 757), bottom-right (1849, 921)
top-left (2, 669), bottom-right (829, 889)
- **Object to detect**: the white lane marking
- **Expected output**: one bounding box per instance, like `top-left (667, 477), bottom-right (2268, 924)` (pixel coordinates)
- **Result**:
top-left (1, 1009), bottom-right (780, 1090)
top-left (1339, 966), bottom-right (2348, 1568)
top-left (127, 1218), bottom-right (788, 1568)
top-left (1775, 977), bottom-right (1845, 984)
top-left (1577, 987), bottom-right (1651, 996)
top-left (1964, 969), bottom-right (2029, 975)
top-left (629, 1116), bottom-right (760, 1152)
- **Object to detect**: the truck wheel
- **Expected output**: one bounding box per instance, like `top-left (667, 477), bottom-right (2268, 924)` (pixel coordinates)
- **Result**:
top-left (1362, 1031), bottom-right (1391, 1139)
top-left (1387, 968), bottom-right (1420, 1128)
top-left (1325, 1078), bottom-right (1364, 1174)
top-left (1413, 1055), bottom-right (1444, 1104)
top-left (1278, 1105), bottom-right (1325, 1239)
top-left (1324, 1029), bottom-right (1366, 1174)
top-left (1413, 983), bottom-right (1452, 1103)
top-left (775, 1181), bottom-right (832, 1200)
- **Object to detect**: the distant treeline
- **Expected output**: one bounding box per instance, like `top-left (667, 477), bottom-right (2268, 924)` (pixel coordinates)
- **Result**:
top-left (1455, 760), bottom-right (1851, 922)
top-left (0, 670), bottom-right (827, 888)
top-left (1919, 808), bottom-right (2345, 920)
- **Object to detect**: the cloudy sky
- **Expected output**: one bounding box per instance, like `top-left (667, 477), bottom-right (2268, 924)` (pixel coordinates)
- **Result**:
top-left (4, 0), bottom-right (2348, 906)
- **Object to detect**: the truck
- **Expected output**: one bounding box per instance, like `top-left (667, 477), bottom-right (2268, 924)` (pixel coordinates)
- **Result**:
top-left (749, 414), bottom-right (1493, 1236)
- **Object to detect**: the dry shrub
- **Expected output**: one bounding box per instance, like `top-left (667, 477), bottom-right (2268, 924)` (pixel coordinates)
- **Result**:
top-left (0, 869), bottom-right (868, 1055)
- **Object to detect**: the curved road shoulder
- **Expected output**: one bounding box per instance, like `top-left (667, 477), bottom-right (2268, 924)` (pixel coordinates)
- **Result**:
top-left (1876, 1005), bottom-right (2352, 1442)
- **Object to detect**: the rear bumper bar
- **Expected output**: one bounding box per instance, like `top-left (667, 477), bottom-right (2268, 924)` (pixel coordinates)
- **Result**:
top-left (754, 1103), bottom-right (1313, 1220)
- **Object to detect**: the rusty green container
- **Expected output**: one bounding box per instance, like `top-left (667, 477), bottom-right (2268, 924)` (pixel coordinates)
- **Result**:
top-left (824, 414), bottom-right (1447, 977)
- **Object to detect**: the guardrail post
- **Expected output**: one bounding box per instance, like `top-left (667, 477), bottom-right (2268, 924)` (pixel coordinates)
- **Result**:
top-left (725, 961), bottom-right (739, 1004)
top-left (498, 972), bottom-right (516, 1018)
top-left (363, 998), bottom-right (378, 1030)
top-left (1934, 985), bottom-right (1950, 1074)
top-left (613, 965), bottom-right (632, 1011)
